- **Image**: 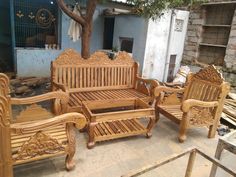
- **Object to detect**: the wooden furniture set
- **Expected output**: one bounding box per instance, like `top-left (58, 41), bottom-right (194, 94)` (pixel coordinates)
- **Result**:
top-left (51, 49), bottom-right (159, 148)
top-left (0, 49), bottom-right (230, 176)
top-left (0, 73), bottom-right (86, 177)
top-left (155, 65), bottom-right (230, 142)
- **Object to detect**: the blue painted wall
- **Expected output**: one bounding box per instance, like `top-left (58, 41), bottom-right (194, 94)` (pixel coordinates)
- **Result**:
top-left (112, 16), bottom-right (149, 72)
top-left (16, 5), bottom-right (105, 77)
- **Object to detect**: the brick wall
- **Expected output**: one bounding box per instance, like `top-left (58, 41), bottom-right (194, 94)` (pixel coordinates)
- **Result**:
top-left (182, 6), bottom-right (203, 63)
top-left (182, 3), bottom-right (236, 92)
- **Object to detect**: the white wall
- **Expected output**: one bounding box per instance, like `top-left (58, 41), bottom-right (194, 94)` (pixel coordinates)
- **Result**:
top-left (142, 10), bottom-right (189, 82)
top-left (164, 10), bottom-right (190, 81)
top-left (142, 11), bottom-right (172, 81)
top-left (112, 16), bottom-right (149, 72)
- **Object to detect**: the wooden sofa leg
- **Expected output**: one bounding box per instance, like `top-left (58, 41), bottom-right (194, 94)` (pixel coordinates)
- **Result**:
top-left (65, 123), bottom-right (76, 171)
top-left (87, 122), bottom-right (96, 149)
top-left (146, 117), bottom-right (155, 138)
top-left (208, 125), bottom-right (217, 138)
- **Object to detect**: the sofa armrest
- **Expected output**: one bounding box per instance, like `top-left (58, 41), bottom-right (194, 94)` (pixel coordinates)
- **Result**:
top-left (136, 76), bottom-right (159, 88)
top-left (136, 76), bottom-right (159, 95)
top-left (154, 86), bottom-right (185, 97)
top-left (52, 81), bottom-right (68, 92)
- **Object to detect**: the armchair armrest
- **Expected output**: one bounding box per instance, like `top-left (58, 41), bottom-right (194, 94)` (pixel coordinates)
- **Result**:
top-left (11, 112), bottom-right (86, 135)
top-left (10, 91), bottom-right (68, 105)
top-left (181, 99), bottom-right (219, 113)
top-left (52, 81), bottom-right (68, 92)
top-left (154, 86), bottom-right (185, 97)
top-left (11, 91), bottom-right (69, 115)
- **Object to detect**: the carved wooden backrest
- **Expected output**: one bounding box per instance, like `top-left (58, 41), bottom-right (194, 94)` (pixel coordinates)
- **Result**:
top-left (0, 95), bottom-right (10, 128)
top-left (0, 73), bottom-right (10, 97)
top-left (0, 84), bottom-right (13, 177)
top-left (51, 49), bottom-right (138, 91)
top-left (183, 65), bottom-right (229, 102)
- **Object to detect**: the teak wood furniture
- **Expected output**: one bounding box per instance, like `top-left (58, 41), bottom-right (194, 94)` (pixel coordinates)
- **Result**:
top-left (0, 73), bottom-right (86, 177)
top-left (51, 49), bottom-right (159, 113)
top-left (82, 99), bottom-right (156, 148)
top-left (155, 65), bottom-right (230, 142)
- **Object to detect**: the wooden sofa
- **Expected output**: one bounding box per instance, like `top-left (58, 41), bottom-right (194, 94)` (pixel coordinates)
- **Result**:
top-left (155, 65), bottom-right (230, 142)
top-left (51, 49), bottom-right (159, 113)
top-left (0, 73), bottom-right (86, 177)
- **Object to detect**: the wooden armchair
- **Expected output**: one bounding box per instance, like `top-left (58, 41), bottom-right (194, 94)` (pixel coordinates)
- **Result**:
top-left (155, 66), bottom-right (230, 142)
top-left (0, 73), bottom-right (86, 177)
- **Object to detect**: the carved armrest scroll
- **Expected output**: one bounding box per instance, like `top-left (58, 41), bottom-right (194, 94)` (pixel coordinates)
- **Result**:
top-left (52, 81), bottom-right (69, 92)
top-left (11, 112), bottom-right (86, 135)
top-left (136, 76), bottom-right (159, 96)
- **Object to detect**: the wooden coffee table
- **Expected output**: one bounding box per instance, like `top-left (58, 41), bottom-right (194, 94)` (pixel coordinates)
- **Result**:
top-left (82, 99), bottom-right (156, 148)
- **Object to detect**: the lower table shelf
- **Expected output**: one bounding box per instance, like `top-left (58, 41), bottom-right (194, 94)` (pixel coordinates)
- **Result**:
top-left (83, 99), bottom-right (156, 149)
top-left (94, 119), bottom-right (147, 142)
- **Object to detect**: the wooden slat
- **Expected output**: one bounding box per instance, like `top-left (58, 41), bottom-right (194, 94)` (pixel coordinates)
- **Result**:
top-left (80, 68), bottom-right (83, 88)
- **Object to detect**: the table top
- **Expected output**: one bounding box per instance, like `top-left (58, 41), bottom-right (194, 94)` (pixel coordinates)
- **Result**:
top-left (82, 98), bottom-right (153, 115)
top-left (221, 130), bottom-right (236, 145)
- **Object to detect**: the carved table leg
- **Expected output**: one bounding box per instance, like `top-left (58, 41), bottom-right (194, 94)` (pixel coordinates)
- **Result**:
top-left (146, 116), bottom-right (156, 138)
top-left (155, 110), bottom-right (160, 123)
top-left (87, 122), bottom-right (96, 149)
top-left (66, 123), bottom-right (76, 171)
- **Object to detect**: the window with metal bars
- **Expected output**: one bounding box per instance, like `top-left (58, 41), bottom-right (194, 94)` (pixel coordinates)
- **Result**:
top-left (14, 0), bottom-right (60, 48)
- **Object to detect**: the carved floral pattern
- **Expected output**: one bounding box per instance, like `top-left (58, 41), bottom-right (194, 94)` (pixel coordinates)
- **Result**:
top-left (193, 65), bottom-right (224, 85)
top-left (13, 131), bottom-right (64, 161)
top-left (189, 107), bottom-right (214, 126)
top-left (53, 49), bottom-right (135, 65)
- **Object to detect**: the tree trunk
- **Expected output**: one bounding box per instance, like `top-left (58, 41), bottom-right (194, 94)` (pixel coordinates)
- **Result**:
top-left (81, 25), bottom-right (91, 59)
top-left (57, 0), bottom-right (98, 59)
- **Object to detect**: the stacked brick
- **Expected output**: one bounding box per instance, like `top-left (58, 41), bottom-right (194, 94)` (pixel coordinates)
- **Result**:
top-left (182, 4), bottom-right (236, 92)
top-left (182, 6), bottom-right (203, 63)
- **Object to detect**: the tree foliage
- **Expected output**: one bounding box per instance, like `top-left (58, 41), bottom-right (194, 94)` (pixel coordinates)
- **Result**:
top-left (127, 0), bottom-right (194, 19)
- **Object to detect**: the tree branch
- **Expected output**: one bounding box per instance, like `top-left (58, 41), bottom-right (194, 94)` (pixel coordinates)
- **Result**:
top-left (85, 0), bottom-right (99, 22)
top-left (57, 0), bottom-right (86, 26)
